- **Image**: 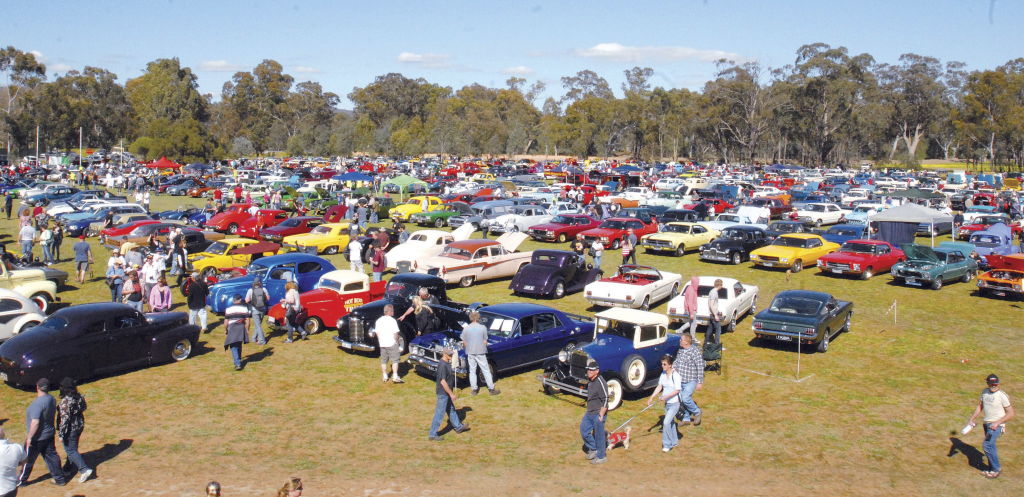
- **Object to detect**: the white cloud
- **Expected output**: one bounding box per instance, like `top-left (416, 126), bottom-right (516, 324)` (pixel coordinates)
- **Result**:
top-left (502, 65), bottom-right (535, 75)
top-left (50, 63), bottom-right (72, 72)
top-left (29, 50), bottom-right (45, 61)
top-left (291, 65), bottom-right (321, 74)
top-left (199, 60), bottom-right (244, 72)
top-left (397, 52), bottom-right (452, 68)
top-left (574, 43), bottom-right (749, 63)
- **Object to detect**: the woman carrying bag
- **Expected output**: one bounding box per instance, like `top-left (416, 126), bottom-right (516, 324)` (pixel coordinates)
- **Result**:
top-left (283, 281), bottom-right (304, 343)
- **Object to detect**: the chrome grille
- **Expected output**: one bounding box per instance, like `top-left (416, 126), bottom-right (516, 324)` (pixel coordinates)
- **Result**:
top-left (569, 350), bottom-right (590, 379)
top-left (826, 262), bottom-right (851, 270)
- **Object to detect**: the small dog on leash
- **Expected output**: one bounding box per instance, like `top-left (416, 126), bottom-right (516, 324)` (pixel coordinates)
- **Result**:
top-left (606, 426), bottom-right (632, 450)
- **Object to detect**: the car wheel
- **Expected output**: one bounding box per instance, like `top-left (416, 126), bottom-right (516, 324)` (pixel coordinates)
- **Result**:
top-left (30, 293), bottom-right (50, 314)
top-left (962, 270), bottom-right (974, 283)
top-left (459, 275), bottom-right (475, 288)
top-left (552, 281), bottom-right (565, 299)
top-left (726, 313), bottom-right (737, 333)
top-left (931, 278), bottom-right (943, 290)
top-left (639, 295), bottom-right (651, 310)
top-left (817, 330), bottom-right (830, 353)
top-left (792, 260), bottom-right (803, 273)
top-left (303, 317), bottom-right (323, 334)
top-left (170, 338), bottom-right (192, 361)
top-left (605, 378), bottom-right (624, 410)
top-left (730, 252), bottom-right (742, 265)
top-left (861, 267), bottom-right (874, 280)
top-left (324, 246), bottom-right (338, 255)
top-left (611, 239), bottom-right (621, 250)
top-left (843, 312), bottom-right (852, 332)
top-left (434, 218), bottom-right (444, 228)
top-left (814, 219), bottom-right (822, 227)
top-left (541, 370), bottom-right (561, 394)
top-left (621, 355), bottom-right (646, 390)
top-left (17, 320), bottom-right (40, 335)
top-left (556, 233), bottom-right (567, 243)
top-left (674, 244), bottom-right (686, 257)
top-left (227, 223), bottom-right (238, 234)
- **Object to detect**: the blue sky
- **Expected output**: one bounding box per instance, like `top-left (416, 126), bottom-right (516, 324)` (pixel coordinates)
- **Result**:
top-left (7, 0), bottom-right (1022, 107)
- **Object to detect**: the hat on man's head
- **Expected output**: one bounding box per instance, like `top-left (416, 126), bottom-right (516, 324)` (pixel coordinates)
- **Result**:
top-left (987, 374), bottom-right (1000, 385)
top-left (586, 360), bottom-right (600, 371)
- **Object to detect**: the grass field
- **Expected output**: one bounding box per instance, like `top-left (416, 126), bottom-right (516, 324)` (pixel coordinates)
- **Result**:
top-left (0, 192), bottom-right (1021, 496)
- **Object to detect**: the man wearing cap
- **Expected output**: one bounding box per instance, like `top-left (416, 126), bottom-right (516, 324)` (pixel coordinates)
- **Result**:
top-left (580, 360), bottom-right (609, 464)
top-left (223, 295), bottom-right (250, 371)
top-left (428, 346), bottom-right (469, 441)
top-left (140, 254), bottom-right (161, 310)
top-left (18, 378), bottom-right (67, 487)
top-left (969, 374), bottom-right (1015, 478)
top-left (72, 235), bottom-right (93, 285)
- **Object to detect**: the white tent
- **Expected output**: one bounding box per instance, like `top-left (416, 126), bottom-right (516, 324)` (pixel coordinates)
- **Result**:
top-left (872, 203), bottom-right (953, 247)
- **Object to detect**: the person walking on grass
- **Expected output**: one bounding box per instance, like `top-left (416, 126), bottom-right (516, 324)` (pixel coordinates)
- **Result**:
top-left (580, 360), bottom-right (608, 464)
top-left (681, 277), bottom-right (699, 342)
top-left (461, 310), bottom-right (500, 396)
top-left (375, 304), bottom-right (403, 383)
top-left (428, 346), bottom-right (469, 441)
top-left (18, 378), bottom-right (67, 487)
top-left (348, 236), bottom-right (363, 273)
top-left (283, 281), bottom-right (303, 343)
top-left (968, 373), bottom-right (1014, 479)
top-left (224, 295), bottom-right (250, 371)
top-left (56, 378), bottom-right (92, 483)
top-left (0, 426), bottom-right (26, 496)
top-left (245, 279), bottom-right (270, 345)
top-left (671, 333), bottom-right (704, 427)
top-left (184, 272), bottom-right (209, 333)
top-left (648, 355), bottom-right (683, 453)
top-left (18, 223), bottom-right (35, 262)
top-left (72, 235), bottom-right (93, 285)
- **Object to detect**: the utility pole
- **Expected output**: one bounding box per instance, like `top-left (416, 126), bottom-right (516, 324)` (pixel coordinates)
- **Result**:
top-left (35, 126), bottom-right (39, 166)
top-left (79, 127), bottom-right (83, 170)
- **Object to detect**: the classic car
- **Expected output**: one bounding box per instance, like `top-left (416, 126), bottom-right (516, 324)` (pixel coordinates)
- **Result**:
top-left (816, 224), bottom-right (870, 244)
top-left (766, 220), bottom-right (813, 240)
top-left (968, 223), bottom-right (1020, 257)
top-left (189, 238), bottom-right (279, 276)
top-left (0, 262), bottom-right (58, 313)
top-left (236, 209), bottom-right (289, 239)
top-left (388, 196), bottom-right (444, 221)
top-left (540, 308), bottom-right (679, 410)
top-left (618, 207), bottom-right (663, 224)
top-left (684, 198), bottom-right (734, 214)
top-left (580, 217), bottom-right (659, 250)
top-left (266, 270), bottom-right (387, 334)
top-left (659, 209), bottom-right (700, 224)
top-left (408, 201), bottom-right (471, 227)
top-left (259, 216), bottom-right (325, 242)
top-left (750, 233), bottom-right (840, 272)
top-left (640, 222), bottom-right (720, 256)
top-left (408, 303), bottom-right (595, 381)
top-left (207, 253), bottom-right (336, 313)
top-left (99, 219), bottom-right (162, 239)
top-left (447, 200), bottom-right (517, 230)
top-left (666, 277), bottom-right (758, 333)
top-left (640, 190), bottom-right (689, 209)
top-left (204, 204), bottom-right (255, 234)
top-left (334, 273), bottom-right (477, 353)
top-left (22, 185), bottom-right (80, 206)
top-left (156, 207), bottom-right (204, 222)
top-left (815, 239), bottom-right (905, 279)
top-left (700, 207), bottom-right (770, 232)
top-left (584, 265), bottom-right (682, 310)
top-left (103, 222), bottom-right (186, 247)
top-left (281, 222), bottom-right (353, 255)
top-left (164, 178), bottom-right (205, 196)
top-left (0, 303), bottom-right (200, 386)
top-left (384, 224), bottom-right (474, 270)
top-left (488, 205), bottom-right (553, 234)
top-left (509, 250), bottom-right (601, 299)
top-left (957, 215), bottom-right (1022, 241)
top-left (794, 203), bottom-right (845, 227)
top-left (1, 251), bottom-right (68, 289)
top-left (415, 234), bottom-right (533, 287)
top-left (745, 196), bottom-right (790, 219)
top-left (0, 288), bottom-right (46, 341)
top-left (891, 242), bottom-right (978, 290)
top-left (977, 263), bottom-right (1024, 299)
top-left (699, 225), bottom-right (771, 265)
top-left (751, 290), bottom-right (853, 353)
top-left (528, 214), bottom-right (602, 243)
top-left (845, 203), bottom-right (887, 224)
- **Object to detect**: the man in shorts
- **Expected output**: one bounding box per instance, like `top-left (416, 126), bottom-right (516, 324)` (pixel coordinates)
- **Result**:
top-left (375, 304), bottom-right (403, 383)
top-left (72, 235), bottom-right (93, 285)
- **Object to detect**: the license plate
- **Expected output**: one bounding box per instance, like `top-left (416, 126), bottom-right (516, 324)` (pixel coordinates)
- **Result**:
top-left (831, 269), bottom-right (843, 274)
top-left (995, 291), bottom-right (1007, 297)
top-left (523, 285), bottom-right (534, 290)
top-left (775, 335), bottom-right (792, 342)
top-left (763, 262), bottom-right (773, 267)
top-left (905, 278), bottom-right (919, 286)
top-left (340, 342), bottom-right (352, 349)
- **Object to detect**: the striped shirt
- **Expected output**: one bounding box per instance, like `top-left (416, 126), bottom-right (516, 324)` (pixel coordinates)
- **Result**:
top-left (672, 345), bottom-right (705, 384)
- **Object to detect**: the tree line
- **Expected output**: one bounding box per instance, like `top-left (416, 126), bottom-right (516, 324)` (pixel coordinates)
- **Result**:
top-left (2, 43), bottom-right (1024, 168)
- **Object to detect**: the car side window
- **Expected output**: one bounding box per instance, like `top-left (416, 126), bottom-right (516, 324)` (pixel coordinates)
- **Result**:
top-left (808, 238), bottom-right (822, 248)
top-left (474, 248), bottom-right (489, 259)
top-left (733, 283), bottom-right (744, 296)
top-left (109, 314), bottom-right (144, 330)
top-left (489, 246), bottom-right (503, 257)
top-left (519, 317), bottom-right (535, 336)
top-left (0, 298), bottom-right (21, 312)
top-left (534, 313), bottom-right (560, 333)
top-left (638, 325), bottom-right (660, 342)
top-left (270, 266), bottom-right (295, 280)
top-left (877, 245), bottom-right (890, 254)
top-left (308, 220), bottom-right (323, 229)
top-left (298, 262), bottom-right (322, 273)
top-left (343, 281), bottom-right (364, 292)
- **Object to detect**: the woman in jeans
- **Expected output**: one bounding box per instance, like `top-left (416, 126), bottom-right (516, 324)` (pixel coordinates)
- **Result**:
top-left (647, 355), bottom-right (683, 452)
top-left (106, 260), bottom-right (126, 302)
top-left (283, 281), bottom-right (303, 343)
top-left (57, 377), bottom-right (93, 482)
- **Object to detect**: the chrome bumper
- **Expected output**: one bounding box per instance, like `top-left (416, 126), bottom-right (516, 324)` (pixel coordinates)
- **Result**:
top-left (332, 336), bottom-right (376, 352)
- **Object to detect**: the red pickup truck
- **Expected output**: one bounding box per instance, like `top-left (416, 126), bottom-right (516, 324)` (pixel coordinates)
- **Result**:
top-left (266, 270), bottom-right (387, 334)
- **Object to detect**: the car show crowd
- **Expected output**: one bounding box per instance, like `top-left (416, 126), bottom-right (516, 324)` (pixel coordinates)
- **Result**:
top-left (0, 152), bottom-right (1020, 491)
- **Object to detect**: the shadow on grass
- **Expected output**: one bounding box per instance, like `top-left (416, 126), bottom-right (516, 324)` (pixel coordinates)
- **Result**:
top-left (437, 406), bottom-right (474, 436)
top-left (747, 334), bottom-right (844, 353)
top-left (22, 439), bottom-right (133, 487)
top-left (948, 436), bottom-right (986, 470)
top-left (190, 341), bottom-right (217, 358)
top-left (244, 347), bottom-right (274, 364)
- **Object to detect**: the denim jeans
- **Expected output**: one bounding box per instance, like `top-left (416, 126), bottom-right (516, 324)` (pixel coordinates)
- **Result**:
top-left (189, 307), bottom-right (208, 330)
top-left (983, 423), bottom-right (1004, 472)
top-left (593, 255), bottom-right (602, 269)
top-left (579, 412), bottom-right (606, 459)
top-left (662, 402), bottom-right (680, 449)
top-left (250, 309), bottom-right (266, 344)
top-left (21, 241), bottom-right (32, 260)
top-left (41, 243), bottom-right (52, 264)
top-left (708, 318), bottom-right (722, 343)
top-left (19, 437), bottom-right (65, 485)
top-left (62, 429), bottom-right (91, 474)
top-left (685, 317), bottom-right (698, 341)
top-left (128, 300), bottom-right (144, 313)
top-left (110, 282), bottom-right (123, 302)
top-left (429, 393), bottom-right (463, 437)
top-left (467, 354), bottom-right (494, 390)
top-left (229, 343), bottom-right (242, 367)
top-left (372, 271), bottom-right (382, 282)
top-left (678, 381), bottom-right (701, 422)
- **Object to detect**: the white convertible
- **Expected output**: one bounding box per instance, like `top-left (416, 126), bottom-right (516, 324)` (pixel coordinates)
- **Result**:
top-left (666, 277), bottom-right (759, 333)
top-left (414, 233), bottom-right (533, 287)
top-left (384, 224), bottom-right (474, 270)
top-left (584, 265), bottom-right (682, 310)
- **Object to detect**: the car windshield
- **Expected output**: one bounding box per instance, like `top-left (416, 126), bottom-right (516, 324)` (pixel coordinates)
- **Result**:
top-left (657, 192), bottom-right (679, 198)
top-left (663, 224), bottom-right (691, 233)
top-left (35, 316), bottom-right (71, 332)
top-left (769, 296), bottom-right (823, 315)
top-left (772, 237), bottom-right (811, 248)
top-left (840, 242), bottom-right (875, 253)
top-left (852, 206), bottom-right (876, 213)
top-left (205, 241), bottom-right (229, 255)
top-left (805, 205), bottom-right (826, 212)
top-left (721, 228), bottom-right (747, 239)
top-left (311, 226), bottom-right (331, 235)
top-left (599, 220), bottom-right (627, 229)
top-left (532, 253), bottom-right (565, 266)
top-left (829, 227), bottom-right (861, 237)
top-left (971, 235), bottom-right (1001, 246)
top-left (440, 246), bottom-right (472, 259)
top-left (279, 218), bottom-right (301, 227)
top-left (978, 216), bottom-right (1006, 225)
top-left (695, 285), bottom-right (727, 298)
top-left (409, 233), bottom-right (432, 243)
top-left (479, 311), bottom-right (519, 338)
top-left (715, 215), bottom-right (740, 222)
top-left (619, 266), bottom-right (659, 278)
top-left (550, 215), bottom-right (574, 224)
top-left (384, 281), bottom-right (421, 299)
top-left (770, 222), bottom-right (800, 233)
top-left (246, 261), bottom-right (270, 278)
top-left (316, 278), bottom-right (343, 291)
top-left (595, 318), bottom-right (635, 340)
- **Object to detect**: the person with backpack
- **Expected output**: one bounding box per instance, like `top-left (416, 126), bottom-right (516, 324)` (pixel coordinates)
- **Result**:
top-left (246, 279), bottom-right (270, 345)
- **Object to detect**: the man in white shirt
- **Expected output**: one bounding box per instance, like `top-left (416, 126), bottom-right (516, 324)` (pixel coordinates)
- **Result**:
top-left (107, 249), bottom-right (126, 269)
top-left (374, 304), bottom-right (403, 383)
top-left (140, 255), bottom-right (162, 309)
top-left (18, 224), bottom-right (36, 261)
top-left (0, 426), bottom-right (26, 496)
top-left (247, 204), bottom-right (259, 216)
top-left (969, 373), bottom-right (1014, 478)
top-left (349, 237), bottom-right (363, 273)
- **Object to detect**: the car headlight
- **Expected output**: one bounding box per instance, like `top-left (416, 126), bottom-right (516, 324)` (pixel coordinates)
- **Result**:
top-left (558, 350), bottom-right (568, 362)
top-left (601, 237), bottom-right (609, 242)
top-left (853, 264), bottom-right (860, 270)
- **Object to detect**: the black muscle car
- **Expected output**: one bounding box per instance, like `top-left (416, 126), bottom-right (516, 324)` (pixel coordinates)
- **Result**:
top-left (751, 290), bottom-right (853, 353)
top-left (509, 249), bottom-right (602, 299)
top-left (0, 303), bottom-right (200, 386)
top-left (699, 225), bottom-right (770, 264)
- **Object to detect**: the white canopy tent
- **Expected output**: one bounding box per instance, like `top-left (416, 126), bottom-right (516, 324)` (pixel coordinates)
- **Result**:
top-left (871, 203), bottom-right (954, 247)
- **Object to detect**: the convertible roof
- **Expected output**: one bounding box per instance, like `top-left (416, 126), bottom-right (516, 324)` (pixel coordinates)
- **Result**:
top-left (595, 308), bottom-right (669, 327)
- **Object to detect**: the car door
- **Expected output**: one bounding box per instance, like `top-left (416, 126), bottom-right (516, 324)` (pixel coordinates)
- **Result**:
top-left (296, 261), bottom-right (324, 290)
top-left (104, 311), bottom-right (150, 368)
top-left (265, 263), bottom-right (295, 299)
top-left (476, 246), bottom-right (499, 280)
top-left (528, 312), bottom-right (569, 361)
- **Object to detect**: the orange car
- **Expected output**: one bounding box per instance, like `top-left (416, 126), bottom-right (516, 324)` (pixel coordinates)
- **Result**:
top-left (978, 254), bottom-right (1024, 299)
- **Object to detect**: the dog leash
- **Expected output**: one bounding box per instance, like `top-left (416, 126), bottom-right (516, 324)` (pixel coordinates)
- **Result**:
top-left (609, 403), bottom-right (657, 433)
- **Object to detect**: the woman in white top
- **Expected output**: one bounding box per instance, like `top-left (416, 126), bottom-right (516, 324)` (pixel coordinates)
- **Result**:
top-left (283, 281), bottom-right (303, 343)
top-left (648, 354), bottom-right (683, 452)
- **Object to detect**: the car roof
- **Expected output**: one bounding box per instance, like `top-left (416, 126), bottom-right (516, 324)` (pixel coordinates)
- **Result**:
top-left (780, 233), bottom-right (821, 240)
top-left (54, 302), bottom-right (133, 320)
top-left (389, 272), bottom-right (446, 285)
top-left (692, 276), bottom-right (740, 287)
top-left (448, 239), bottom-right (500, 250)
top-left (724, 225), bottom-right (765, 232)
top-left (595, 308), bottom-right (669, 326)
top-left (480, 302), bottom-right (563, 318)
top-left (249, 253), bottom-right (327, 264)
top-left (773, 290), bottom-right (832, 302)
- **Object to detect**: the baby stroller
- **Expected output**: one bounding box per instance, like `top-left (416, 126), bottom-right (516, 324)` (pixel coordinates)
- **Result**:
top-left (702, 340), bottom-right (722, 375)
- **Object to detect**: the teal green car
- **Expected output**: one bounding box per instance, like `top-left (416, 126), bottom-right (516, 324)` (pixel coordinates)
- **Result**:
top-left (408, 201), bottom-right (471, 228)
top-left (891, 241), bottom-right (978, 290)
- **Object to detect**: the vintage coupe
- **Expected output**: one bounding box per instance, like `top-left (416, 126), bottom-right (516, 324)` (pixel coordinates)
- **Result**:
top-left (408, 201), bottom-right (471, 228)
top-left (541, 308), bottom-right (679, 410)
top-left (509, 250), bottom-right (602, 299)
top-left (259, 216), bottom-right (325, 242)
top-left (0, 263), bottom-right (58, 314)
top-left (579, 217), bottom-right (659, 250)
top-left (1, 252), bottom-right (69, 290)
top-left (189, 238), bottom-right (279, 277)
top-left (0, 303), bottom-right (200, 386)
top-left (415, 234), bottom-right (533, 287)
top-left (204, 203), bottom-right (255, 234)
top-left (235, 209), bottom-right (289, 239)
top-left (699, 225), bottom-right (771, 265)
top-left (281, 222), bottom-right (353, 255)
top-left (891, 242), bottom-right (978, 290)
top-left (0, 289), bottom-right (46, 341)
top-left (956, 214), bottom-right (1021, 240)
top-left (816, 224), bottom-right (870, 244)
top-left (584, 265), bottom-right (682, 310)
top-left (749, 233), bottom-right (840, 272)
top-left (334, 273), bottom-right (476, 354)
top-left (751, 290), bottom-right (853, 353)
top-left (794, 202), bottom-right (845, 227)
top-left (765, 220), bottom-right (812, 240)
top-left (639, 222), bottom-right (720, 257)
top-left (266, 270), bottom-right (387, 334)
top-left (207, 253), bottom-right (336, 313)
top-left (388, 195), bottom-right (444, 221)
top-left (488, 205), bottom-right (553, 234)
top-left (815, 239), bottom-right (905, 279)
top-left (666, 277), bottom-right (758, 333)
top-left (408, 303), bottom-right (595, 380)
top-left (528, 214), bottom-right (602, 243)
top-left (384, 224), bottom-right (474, 270)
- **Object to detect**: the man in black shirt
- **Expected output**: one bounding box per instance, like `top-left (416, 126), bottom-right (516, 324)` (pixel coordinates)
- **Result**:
top-left (18, 378), bottom-right (67, 486)
top-left (428, 347), bottom-right (469, 441)
top-left (580, 360), bottom-right (608, 464)
top-left (184, 272), bottom-right (209, 333)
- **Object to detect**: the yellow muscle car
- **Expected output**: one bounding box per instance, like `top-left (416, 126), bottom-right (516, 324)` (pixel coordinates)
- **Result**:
top-left (749, 233), bottom-right (840, 272)
top-left (388, 196), bottom-right (444, 221)
top-left (640, 222), bottom-right (720, 257)
top-left (281, 222), bottom-right (353, 254)
top-left (189, 238), bottom-right (277, 275)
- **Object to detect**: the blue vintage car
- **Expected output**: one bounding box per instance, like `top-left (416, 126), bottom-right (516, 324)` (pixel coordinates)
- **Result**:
top-left (206, 253), bottom-right (335, 313)
top-left (407, 302), bottom-right (594, 381)
top-left (540, 308), bottom-right (679, 410)
top-left (751, 290), bottom-right (854, 353)
top-left (509, 250), bottom-right (601, 299)
top-left (816, 223), bottom-right (869, 244)
top-left (970, 223), bottom-right (1021, 257)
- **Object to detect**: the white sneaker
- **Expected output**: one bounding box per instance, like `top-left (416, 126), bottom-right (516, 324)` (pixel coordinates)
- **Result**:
top-left (79, 469), bottom-right (93, 482)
